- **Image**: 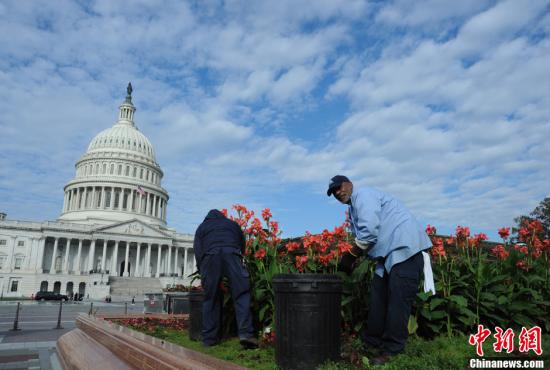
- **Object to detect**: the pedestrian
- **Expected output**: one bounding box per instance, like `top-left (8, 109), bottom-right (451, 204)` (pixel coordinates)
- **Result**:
top-left (193, 209), bottom-right (258, 349)
top-left (327, 175), bottom-right (433, 365)
top-left (131, 296), bottom-right (135, 305)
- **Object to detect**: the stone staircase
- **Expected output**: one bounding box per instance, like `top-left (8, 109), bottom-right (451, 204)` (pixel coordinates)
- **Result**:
top-left (108, 276), bottom-right (163, 302)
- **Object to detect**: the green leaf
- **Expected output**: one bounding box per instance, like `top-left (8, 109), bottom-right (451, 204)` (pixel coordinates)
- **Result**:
top-left (430, 311), bottom-right (447, 320)
top-left (408, 315), bottom-right (418, 335)
top-left (448, 295), bottom-right (468, 307)
top-left (429, 298), bottom-right (446, 310)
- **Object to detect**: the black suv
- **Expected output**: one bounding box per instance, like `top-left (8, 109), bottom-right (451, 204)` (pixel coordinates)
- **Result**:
top-left (34, 291), bottom-right (68, 301)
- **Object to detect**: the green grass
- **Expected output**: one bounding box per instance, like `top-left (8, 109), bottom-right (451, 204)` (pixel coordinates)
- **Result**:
top-left (139, 327), bottom-right (277, 369)
top-left (131, 327), bottom-right (549, 370)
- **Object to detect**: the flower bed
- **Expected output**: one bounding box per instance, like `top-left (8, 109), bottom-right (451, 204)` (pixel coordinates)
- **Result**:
top-left (217, 204), bottom-right (549, 341)
top-left (103, 317), bottom-right (550, 369)
top-left (107, 316), bottom-right (188, 334)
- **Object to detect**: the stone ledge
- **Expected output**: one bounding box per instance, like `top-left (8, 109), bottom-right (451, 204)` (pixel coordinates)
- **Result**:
top-left (57, 314), bottom-right (248, 370)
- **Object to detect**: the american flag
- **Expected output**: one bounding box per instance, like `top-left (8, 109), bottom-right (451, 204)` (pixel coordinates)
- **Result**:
top-left (137, 186), bottom-right (146, 196)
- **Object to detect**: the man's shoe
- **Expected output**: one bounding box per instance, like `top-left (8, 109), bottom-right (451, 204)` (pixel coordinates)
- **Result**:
top-left (240, 337), bottom-right (259, 349)
top-left (202, 340), bottom-right (220, 347)
top-left (370, 353), bottom-right (392, 366)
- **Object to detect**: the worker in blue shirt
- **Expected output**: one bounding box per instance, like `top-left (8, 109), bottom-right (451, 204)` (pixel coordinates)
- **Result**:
top-left (193, 209), bottom-right (258, 349)
top-left (327, 175), bottom-right (432, 365)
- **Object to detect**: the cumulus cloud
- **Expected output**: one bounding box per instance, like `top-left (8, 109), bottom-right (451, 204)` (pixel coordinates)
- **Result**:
top-left (1, 1), bottom-right (548, 238)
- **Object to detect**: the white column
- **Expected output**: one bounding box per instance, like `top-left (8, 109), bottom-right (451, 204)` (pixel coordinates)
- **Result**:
top-left (84, 188), bottom-right (89, 208)
top-left (91, 187), bottom-right (97, 208)
top-left (50, 238), bottom-right (59, 273)
top-left (63, 239), bottom-right (71, 273)
top-left (88, 239), bottom-right (96, 271)
top-left (101, 187), bottom-right (106, 209)
top-left (173, 246), bottom-right (178, 277)
top-left (63, 192), bottom-right (68, 212)
top-left (145, 193), bottom-right (150, 215)
top-left (146, 243), bottom-right (152, 277)
top-left (138, 193), bottom-right (143, 214)
top-left (167, 245), bottom-right (172, 275)
top-left (135, 243), bottom-right (141, 277)
top-left (76, 239), bottom-right (83, 274)
top-left (36, 238), bottom-right (46, 272)
top-left (183, 247), bottom-right (188, 278)
top-left (124, 242), bottom-right (130, 277)
top-left (156, 245), bottom-right (162, 277)
top-left (111, 241), bottom-right (119, 276)
top-left (129, 190), bottom-right (135, 211)
top-left (110, 188), bottom-right (115, 210)
top-left (101, 241), bottom-right (107, 271)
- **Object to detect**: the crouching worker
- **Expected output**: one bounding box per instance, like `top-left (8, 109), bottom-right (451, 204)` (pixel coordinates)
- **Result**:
top-left (327, 175), bottom-right (433, 365)
top-left (193, 209), bottom-right (259, 349)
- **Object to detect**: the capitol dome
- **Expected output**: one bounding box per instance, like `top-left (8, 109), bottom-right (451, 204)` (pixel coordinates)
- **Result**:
top-left (58, 84), bottom-right (169, 226)
top-left (87, 123), bottom-right (156, 162)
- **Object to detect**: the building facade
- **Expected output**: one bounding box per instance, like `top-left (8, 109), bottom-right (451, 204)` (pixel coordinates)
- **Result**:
top-left (0, 85), bottom-right (196, 299)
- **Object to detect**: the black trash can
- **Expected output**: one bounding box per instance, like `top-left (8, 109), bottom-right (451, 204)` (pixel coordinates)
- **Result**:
top-left (189, 291), bottom-right (204, 341)
top-left (273, 274), bottom-right (342, 370)
top-left (171, 292), bottom-right (191, 314)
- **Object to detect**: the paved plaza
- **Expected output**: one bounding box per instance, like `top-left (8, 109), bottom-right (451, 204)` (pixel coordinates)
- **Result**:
top-left (0, 300), bottom-right (144, 369)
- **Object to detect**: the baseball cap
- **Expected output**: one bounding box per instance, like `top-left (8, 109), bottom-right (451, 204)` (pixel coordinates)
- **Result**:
top-left (326, 175), bottom-right (350, 196)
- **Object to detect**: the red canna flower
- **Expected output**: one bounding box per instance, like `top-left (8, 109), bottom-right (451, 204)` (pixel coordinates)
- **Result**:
top-left (498, 227), bottom-right (510, 240)
top-left (431, 237), bottom-right (446, 257)
top-left (490, 244), bottom-right (509, 260)
top-left (456, 225), bottom-right (470, 239)
top-left (295, 255), bottom-right (309, 272)
top-left (514, 244), bottom-right (529, 255)
top-left (426, 224), bottom-right (437, 236)
top-left (285, 241), bottom-right (300, 252)
top-left (254, 248), bottom-right (267, 259)
top-left (515, 259), bottom-right (530, 272)
top-left (262, 208), bottom-right (272, 222)
top-left (336, 241), bottom-right (352, 254)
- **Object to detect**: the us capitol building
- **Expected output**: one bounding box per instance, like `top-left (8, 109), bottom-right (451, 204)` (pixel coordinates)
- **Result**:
top-left (0, 85), bottom-right (196, 300)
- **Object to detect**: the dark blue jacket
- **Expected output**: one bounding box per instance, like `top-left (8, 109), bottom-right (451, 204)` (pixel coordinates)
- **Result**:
top-left (193, 209), bottom-right (246, 269)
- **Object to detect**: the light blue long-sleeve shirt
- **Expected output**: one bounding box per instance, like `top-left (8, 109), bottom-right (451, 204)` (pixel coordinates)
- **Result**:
top-left (348, 187), bottom-right (432, 277)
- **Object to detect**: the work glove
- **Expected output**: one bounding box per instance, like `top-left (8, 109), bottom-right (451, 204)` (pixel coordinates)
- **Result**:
top-left (338, 245), bottom-right (363, 275)
top-left (338, 252), bottom-right (358, 274)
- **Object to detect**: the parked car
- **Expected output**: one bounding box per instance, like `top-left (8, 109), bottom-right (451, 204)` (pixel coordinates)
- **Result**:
top-left (34, 291), bottom-right (68, 301)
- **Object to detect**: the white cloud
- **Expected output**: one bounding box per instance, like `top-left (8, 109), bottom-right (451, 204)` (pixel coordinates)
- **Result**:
top-left (1, 1), bottom-right (549, 239)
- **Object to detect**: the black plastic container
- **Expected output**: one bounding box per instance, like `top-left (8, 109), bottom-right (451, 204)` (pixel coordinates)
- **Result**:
top-left (188, 291), bottom-right (204, 341)
top-left (273, 274), bottom-right (342, 370)
top-left (165, 292), bottom-right (191, 314)
top-left (171, 293), bottom-right (191, 314)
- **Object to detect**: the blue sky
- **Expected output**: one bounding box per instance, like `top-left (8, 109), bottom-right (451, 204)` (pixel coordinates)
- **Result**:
top-left (1, 0), bottom-right (549, 241)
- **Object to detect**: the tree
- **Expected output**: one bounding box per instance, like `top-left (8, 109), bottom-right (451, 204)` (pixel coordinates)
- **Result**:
top-left (514, 197), bottom-right (550, 240)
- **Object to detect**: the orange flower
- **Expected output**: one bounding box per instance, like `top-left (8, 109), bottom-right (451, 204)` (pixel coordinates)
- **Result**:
top-left (426, 224), bottom-right (437, 236)
top-left (498, 227), bottom-right (510, 240)
top-left (295, 255), bottom-right (309, 272)
top-left (285, 241), bottom-right (300, 252)
top-left (254, 248), bottom-right (266, 259)
top-left (262, 208), bottom-right (272, 221)
top-left (490, 244), bottom-right (509, 260)
top-left (431, 237), bottom-right (446, 257)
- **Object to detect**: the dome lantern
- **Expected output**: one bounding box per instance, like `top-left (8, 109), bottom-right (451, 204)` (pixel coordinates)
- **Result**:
top-left (118, 82), bottom-right (136, 125)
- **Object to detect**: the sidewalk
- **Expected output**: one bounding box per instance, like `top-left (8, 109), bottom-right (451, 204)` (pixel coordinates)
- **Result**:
top-left (0, 341), bottom-right (61, 370)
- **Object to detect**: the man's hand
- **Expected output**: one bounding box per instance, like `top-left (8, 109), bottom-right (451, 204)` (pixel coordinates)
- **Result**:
top-left (338, 245), bottom-right (363, 274)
